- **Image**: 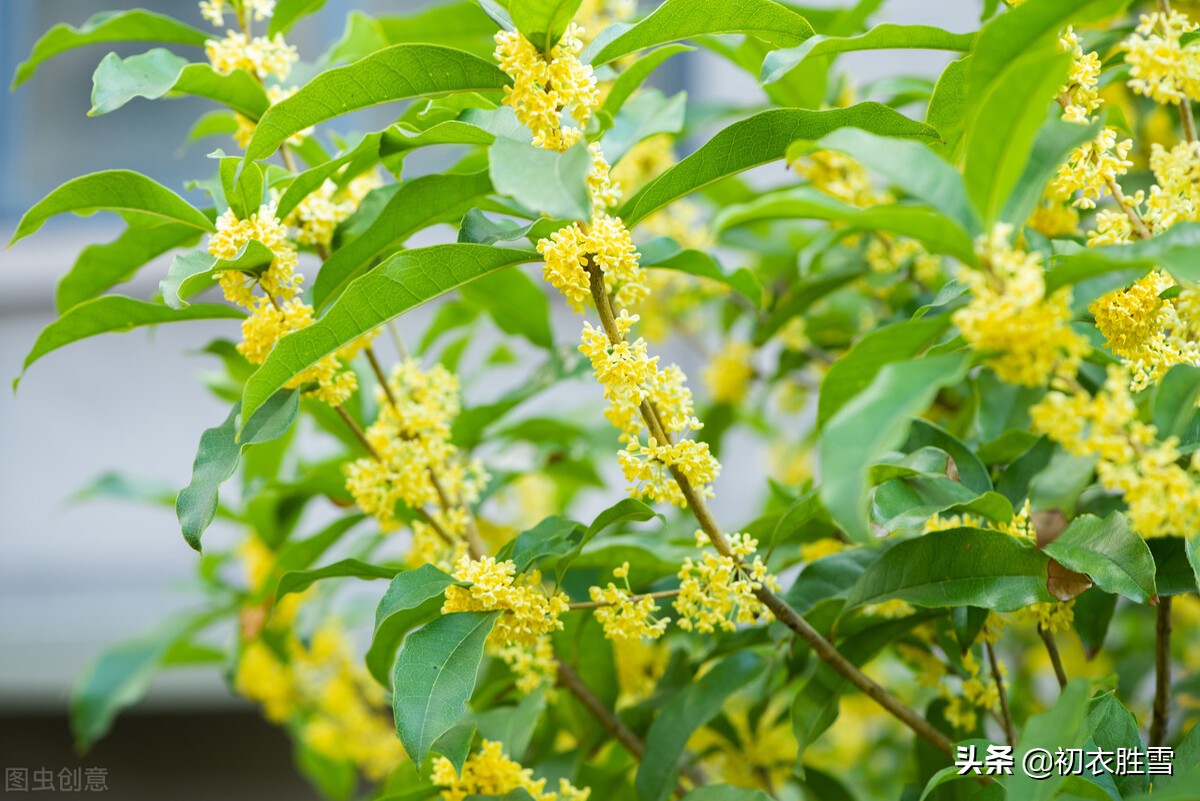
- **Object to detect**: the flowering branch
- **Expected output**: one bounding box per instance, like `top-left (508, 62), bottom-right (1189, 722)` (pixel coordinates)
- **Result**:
top-left (985, 641), bottom-right (1015, 747)
top-left (568, 589), bottom-right (681, 611)
top-left (584, 261), bottom-right (958, 758)
top-left (1159, 0), bottom-right (1199, 142)
top-left (1150, 597), bottom-right (1173, 747)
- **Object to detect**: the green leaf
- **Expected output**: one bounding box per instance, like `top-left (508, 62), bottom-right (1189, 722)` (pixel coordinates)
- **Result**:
top-left (1007, 679), bottom-right (1093, 801)
top-left (312, 171), bottom-right (495, 309)
top-left (713, 188), bottom-right (976, 263)
top-left (603, 89), bottom-right (687, 164)
top-left (269, 0), bottom-right (328, 35)
top-left (681, 787), bottom-right (773, 801)
top-left (510, 0), bottom-right (584, 52)
top-left (246, 44), bottom-right (510, 159)
top-left (1042, 513), bottom-right (1157, 603)
top-left (636, 652), bottom-right (766, 801)
top-left (16, 296), bottom-right (243, 389)
top-left (1123, 769), bottom-right (1200, 801)
top-left (276, 558), bottom-right (400, 598)
top-left (844, 527), bottom-right (1054, 611)
top-left (393, 611), bottom-right (498, 764)
top-left (587, 497), bottom-right (660, 539)
top-left (599, 45), bottom-right (692, 120)
top-left (503, 516), bottom-right (586, 573)
top-left (1048, 222), bottom-right (1200, 294)
top-left (90, 49), bottom-right (270, 119)
top-left (963, 48), bottom-right (1070, 226)
top-left (13, 10), bottom-right (209, 88)
top-left (817, 316), bottom-right (951, 427)
top-left (1088, 692), bottom-right (1149, 798)
top-left (176, 392), bottom-right (299, 552)
top-left (926, 57), bottom-right (969, 160)
top-left (638, 238), bottom-right (763, 303)
top-left (473, 692), bottom-right (545, 762)
top-left (489, 137), bottom-right (593, 221)
top-left (762, 25), bottom-right (973, 85)
top-left (819, 352), bottom-right (971, 543)
top-left (55, 223), bottom-right (202, 312)
top-left (10, 170), bottom-right (215, 246)
top-left (460, 268), bottom-right (554, 349)
top-left (620, 104), bottom-right (940, 227)
top-left (586, 0), bottom-right (814, 66)
top-left (160, 240), bottom-right (276, 310)
top-left (242, 245), bottom-right (539, 425)
top-left (1153, 364), bottom-right (1200, 440)
top-left (367, 565), bottom-right (464, 685)
top-left (1148, 536), bottom-right (1200, 596)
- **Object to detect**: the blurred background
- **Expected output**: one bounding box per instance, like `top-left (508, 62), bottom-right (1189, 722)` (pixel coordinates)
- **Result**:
top-left (0, 1), bottom-right (973, 797)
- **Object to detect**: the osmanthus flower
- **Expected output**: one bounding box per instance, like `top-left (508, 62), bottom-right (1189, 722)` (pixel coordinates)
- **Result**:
top-left (235, 622), bottom-right (406, 781)
top-left (200, 0), bottom-right (276, 27)
top-left (702, 340), bottom-right (755, 405)
top-left (343, 360), bottom-right (487, 539)
top-left (1058, 27), bottom-right (1103, 123)
top-left (282, 171), bottom-right (382, 248)
top-left (792, 148), bottom-right (891, 208)
top-left (206, 30), bottom-right (298, 81)
top-left (952, 225), bottom-right (1090, 387)
top-left (1031, 365), bottom-right (1200, 539)
top-left (1090, 271), bottom-right (1199, 391)
top-left (442, 556), bottom-right (569, 690)
top-left (235, 85), bottom-right (310, 150)
top-left (1050, 127), bottom-right (1134, 210)
top-left (493, 25), bottom-right (599, 151)
top-left (432, 740), bottom-right (590, 801)
top-left (538, 214), bottom-right (649, 312)
top-left (673, 531), bottom-right (779, 633)
top-left (207, 204), bottom-right (360, 406)
top-left (1124, 10), bottom-right (1200, 105)
top-left (588, 562), bottom-right (670, 640)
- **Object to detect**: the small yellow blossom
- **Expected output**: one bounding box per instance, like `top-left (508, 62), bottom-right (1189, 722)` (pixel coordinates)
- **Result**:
top-left (1059, 28), bottom-right (1102, 123)
top-left (1090, 271), bottom-right (1198, 391)
top-left (493, 26), bottom-right (599, 151)
top-left (206, 30), bottom-right (297, 81)
top-left (674, 531), bottom-right (779, 633)
top-left (792, 149), bottom-right (891, 207)
top-left (1051, 127), bottom-right (1134, 210)
top-left (702, 341), bottom-right (755, 405)
top-left (433, 740), bottom-right (590, 801)
top-left (588, 563), bottom-right (670, 641)
top-left (1124, 10), bottom-right (1200, 105)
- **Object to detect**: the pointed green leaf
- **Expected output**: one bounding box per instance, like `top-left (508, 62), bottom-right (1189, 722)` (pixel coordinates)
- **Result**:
top-left (1046, 222), bottom-right (1200, 292)
top-left (90, 49), bottom-right (270, 119)
top-left (510, 0), bottom-right (585, 52)
top-left (620, 104), bottom-right (939, 227)
top-left (269, 0), bottom-right (329, 35)
top-left (161, 240), bottom-right (276, 309)
top-left (638, 238), bottom-right (762, 303)
top-left (393, 611), bottom-right (498, 764)
top-left (819, 352), bottom-right (971, 542)
top-left (459, 267), bottom-right (554, 349)
top-left (489, 137), bottom-right (592, 221)
top-left (313, 171), bottom-right (495, 308)
top-left (845, 527), bottom-right (1054, 611)
top-left (176, 392), bottom-right (299, 551)
top-left (599, 44), bottom-right (692, 120)
top-left (246, 44), bottom-right (511, 159)
top-left (13, 10), bottom-right (209, 88)
top-left (242, 245), bottom-right (539, 425)
top-left (1153, 363), bottom-right (1200, 440)
top-left (762, 25), bottom-right (974, 85)
top-left (586, 0), bottom-right (814, 66)
top-left (1007, 679), bottom-right (1093, 801)
top-left (16, 297), bottom-right (243, 389)
top-left (11, 170), bottom-right (215, 246)
top-left (276, 559), bottom-right (400, 598)
top-left (55, 223), bottom-right (202, 312)
top-left (1042, 513), bottom-right (1157, 603)
top-left (367, 565), bottom-right (464, 685)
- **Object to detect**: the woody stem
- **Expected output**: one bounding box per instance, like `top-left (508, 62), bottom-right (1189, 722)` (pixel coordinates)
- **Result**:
top-left (584, 261), bottom-right (956, 759)
top-left (1038, 625), bottom-right (1069, 690)
top-left (568, 589), bottom-right (680, 610)
top-left (986, 640), bottom-right (1016, 748)
top-left (1150, 596), bottom-right (1172, 747)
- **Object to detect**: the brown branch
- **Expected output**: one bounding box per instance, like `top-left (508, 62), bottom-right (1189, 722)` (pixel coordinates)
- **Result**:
top-left (584, 261), bottom-right (957, 759)
top-left (986, 640), bottom-right (1015, 748)
top-left (1038, 625), bottom-right (1068, 691)
top-left (1150, 596), bottom-right (1173, 747)
top-left (335, 405), bottom-right (380, 461)
top-left (569, 589), bottom-right (681, 610)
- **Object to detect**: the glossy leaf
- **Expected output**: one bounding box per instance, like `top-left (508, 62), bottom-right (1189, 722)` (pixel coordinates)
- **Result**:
top-left (90, 49), bottom-right (270, 118)
top-left (1042, 513), bottom-right (1157, 603)
top-left (489, 137), bottom-right (593, 221)
top-left (844, 527), bottom-right (1054, 611)
top-left (16, 297), bottom-right (243, 389)
top-left (393, 611), bottom-right (498, 764)
top-left (762, 25), bottom-right (973, 85)
top-left (160, 240), bottom-right (276, 310)
top-left (1006, 679), bottom-right (1093, 801)
top-left (242, 245), bottom-right (539, 425)
top-left (819, 352), bottom-right (971, 542)
top-left (621, 104), bottom-right (939, 227)
top-left (13, 10), bottom-right (208, 88)
top-left (638, 237), bottom-right (762, 302)
top-left (600, 44), bottom-right (692, 119)
top-left (459, 268), bottom-right (554, 349)
top-left (1152, 364), bottom-right (1200, 440)
top-left (276, 559), bottom-right (400, 598)
top-left (269, 0), bottom-right (328, 35)
top-left (246, 44), bottom-right (510, 159)
top-left (1046, 222), bottom-right (1200, 292)
top-left (176, 391), bottom-right (299, 551)
top-left (587, 0), bottom-right (814, 66)
top-left (510, 0), bottom-right (584, 52)
top-left (367, 565), bottom-right (463, 685)
top-left (11, 170), bottom-right (215, 246)
top-left (55, 223), bottom-right (202, 312)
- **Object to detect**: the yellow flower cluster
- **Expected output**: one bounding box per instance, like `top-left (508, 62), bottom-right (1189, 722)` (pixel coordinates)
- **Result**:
top-left (674, 531), bottom-right (779, 633)
top-left (588, 562), bottom-right (670, 640)
top-left (343, 360), bottom-right (485, 546)
top-left (1028, 194), bottom-right (1081, 238)
top-left (944, 649), bottom-right (1002, 732)
top-left (433, 740), bottom-right (590, 801)
top-left (208, 204), bottom-right (359, 405)
top-left (206, 30), bottom-right (297, 81)
top-left (793, 149), bottom-right (891, 208)
top-left (282, 171), bottom-right (382, 248)
top-left (493, 26), bottom-right (599, 151)
top-left (1059, 28), bottom-right (1103, 123)
top-left (865, 235), bottom-right (944, 282)
top-left (702, 341), bottom-right (755, 405)
top-left (688, 695), bottom-right (797, 792)
top-left (1031, 365), bottom-right (1200, 538)
top-left (952, 225), bottom-right (1090, 387)
top-left (1087, 135), bottom-right (1200, 244)
top-left (539, 211), bottom-right (649, 312)
top-left (1124, 10), bottom-right (1200, 105)
top-left (200, 0), bottom-right (275, 27)
top-left (1051, 127), bottom-right (1134, 210)
top-left (442, 556), bottom-right (569, 691)
top-left (235, 623), bottom-right (405, 781)
top-left (1090, 271), bottom-right (1198, 390)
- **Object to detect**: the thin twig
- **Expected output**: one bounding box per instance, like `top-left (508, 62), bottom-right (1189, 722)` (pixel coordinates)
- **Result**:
top-left (1158, 0), bottom-right (1198, 141)
top-left (365, 347), bottom-right (397, 408)
top-left (335, 405), bottom-right (380, 461)
top-left (388, 321), bottom-right (410, 361)
top-left (1150, 597), bottom-right (1172, 747)
top-left (584, 261), bottom-right (957, 759)
top-left (985, 640), bottom-right (1016, 748)
top-left (569, 589), bottom-right (681, 610)
top-left (1038, 625), bottom-right (1068, 690)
